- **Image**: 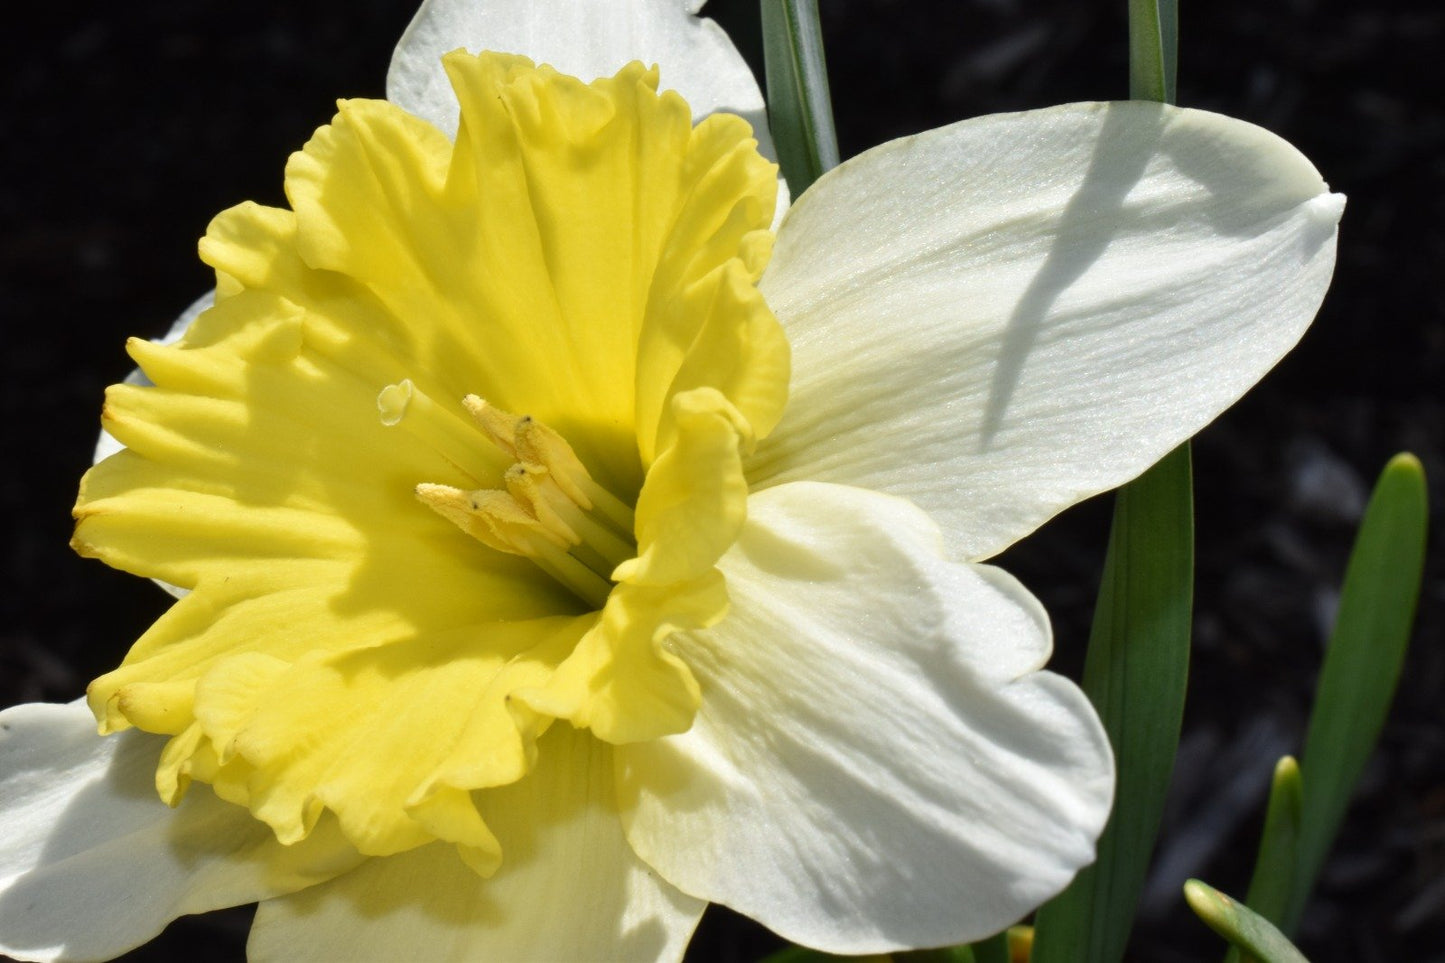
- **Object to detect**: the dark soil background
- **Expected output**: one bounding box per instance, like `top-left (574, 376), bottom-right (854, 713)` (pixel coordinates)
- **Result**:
top-left (2, 1), bottom-right (1440, 961)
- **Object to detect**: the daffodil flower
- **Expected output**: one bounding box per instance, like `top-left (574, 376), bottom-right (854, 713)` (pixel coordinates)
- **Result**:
top-left (0, 1), bottom-right (1342, 960)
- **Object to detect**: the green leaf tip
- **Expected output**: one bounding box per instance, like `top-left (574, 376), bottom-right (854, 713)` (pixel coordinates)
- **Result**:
top-left (1273, 755), bottom-right (1300, 784)
top-left (1185, 880), bottom-right (1310, 963)
top-left (1384, 451), bottom-right (1424, 475)
top-left (1229, 755), bottom-right (1303, 963)
top-left (1183, 877), bottom-right (1225, 915)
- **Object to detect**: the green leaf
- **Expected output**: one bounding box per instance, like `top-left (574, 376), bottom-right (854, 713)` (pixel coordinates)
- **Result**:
top-left (1282, 453), bottom-right (1428, 933)
top-left (1127, 0), bottom-right (1178, 103)
top-left (967, 930), bottom-right (1010, 963)
top-left (1031, 444), bottom-right (1194, 963)
top-left (1185, 880), bottom-right (1309, 963)
top-left (1225, 757), bottom-right (1303, 963)
top-left (760, 0), bottom-right (840, 193)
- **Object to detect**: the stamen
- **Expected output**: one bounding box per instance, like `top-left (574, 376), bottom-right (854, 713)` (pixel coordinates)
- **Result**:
top-left (503, 464), bottom-right (578, 544)
top-left (512, 417), bottom-right (593, 508)
top-left (521, 536), bottom-right (613, 610)
top-left (415, 483), bottom-right (612, 608)
top-left (462, 395), bottom-right (520, 459)
top-left (417, 401), bottom-right (639, 608)
top-left (460, 397), bottom-right (634, 537)
top-left (505, 465), bottom-right (635, 575)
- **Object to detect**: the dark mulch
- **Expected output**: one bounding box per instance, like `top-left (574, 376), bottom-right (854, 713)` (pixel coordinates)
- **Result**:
top-left (2, 1), bottom-right (1440, 960)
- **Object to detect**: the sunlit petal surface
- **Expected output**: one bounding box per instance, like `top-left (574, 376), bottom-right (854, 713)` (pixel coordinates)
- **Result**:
top-left (621, 483), bottom-right (1113, 951)
top-left (752, 101), bottom-right (1342, 561)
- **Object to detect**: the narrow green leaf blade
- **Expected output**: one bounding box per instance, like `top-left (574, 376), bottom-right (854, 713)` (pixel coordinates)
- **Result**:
top-left (1225, 757), bottom-right (1304, 963)
top-left (1127, 0), bottom-right (1178, 103)
top-left (1282, 453), bottom-right (1428, 932)
top-left (760, 0), bottom-right (840, 193)
top-left (1186, 880), bottom-right (1310, 963)
top-left (1031, 444), bottom-right (1194, 963)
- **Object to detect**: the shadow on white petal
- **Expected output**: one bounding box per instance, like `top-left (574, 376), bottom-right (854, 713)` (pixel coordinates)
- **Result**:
top-left (985, 103), bottom-right (1338, 442)
top-left (756, 101), bottom-right (1341, 562)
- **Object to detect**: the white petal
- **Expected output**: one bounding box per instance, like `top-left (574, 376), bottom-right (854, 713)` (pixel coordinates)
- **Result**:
top-left (248, 725), bottom-right (703, 963)
top-left (751, 101), bottom-right (1343, 561)
top-left (0, 700), bottom-right (361, 962)
top-left (388, 0), bottom-right (771, 151)
top-left (619, 482), bottom-right (1114, 952)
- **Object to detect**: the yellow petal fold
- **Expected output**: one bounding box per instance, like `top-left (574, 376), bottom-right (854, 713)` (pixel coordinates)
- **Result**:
top-left (519, 574), bottom-right (728, 744)
top-left (617, 388), bottom-right (751, 587)
top-left (247, 725), bottom-right (704, 962)
top-left (190, 617), bottom-right (590, 859)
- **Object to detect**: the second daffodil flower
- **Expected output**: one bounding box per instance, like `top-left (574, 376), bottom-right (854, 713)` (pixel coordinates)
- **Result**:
top-left (0, 1), bottom-right (1343, 960)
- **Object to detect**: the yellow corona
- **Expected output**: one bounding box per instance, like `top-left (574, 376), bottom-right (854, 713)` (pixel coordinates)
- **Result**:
top-left (74, 52), bottom-right (788, 872)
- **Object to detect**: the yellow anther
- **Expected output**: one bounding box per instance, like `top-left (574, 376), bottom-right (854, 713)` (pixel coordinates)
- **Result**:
top-left (462, 395), bottom-right (521, 459)
top-left (416, 482), bottom-right (612, 607)
top-left (463, 397), bottom-right (599, 515)
top-left (415, 484), bottom-right (561, 555)
top-left (513, 417), bottom-right (594, 509)
top-left (507, 463), bottom-right (637, 576)
top-left (504, 464), bottom-right (580, 545)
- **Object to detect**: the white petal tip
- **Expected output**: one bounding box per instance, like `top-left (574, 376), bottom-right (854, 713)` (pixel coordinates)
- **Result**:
top-left (1309, 191), bottom-right (1347, 225)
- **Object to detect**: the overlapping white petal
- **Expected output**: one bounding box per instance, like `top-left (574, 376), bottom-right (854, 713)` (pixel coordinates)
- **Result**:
top-left (389, 0), bottom-right (788, 220)
top-left (0, 700), bottom-right (362, 962)
top-left (247, 725), bottom-right (703, 963)
top-left (750, 101), bottom-right (1344, 561)
top-left (389, 0), bottom-right (770, 154)
top-left (618, 482), bottom-right (1114, 952)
